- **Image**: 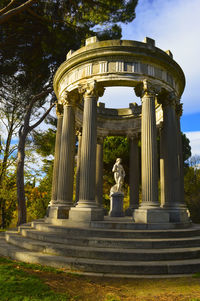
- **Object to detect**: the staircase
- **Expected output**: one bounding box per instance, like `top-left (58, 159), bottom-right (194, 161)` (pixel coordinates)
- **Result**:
top-left (1, 218), bottom-right (200, 277)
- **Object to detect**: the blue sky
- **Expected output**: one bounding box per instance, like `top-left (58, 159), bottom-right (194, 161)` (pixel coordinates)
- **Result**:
top-left (100, 0), bottom-right (200, 156)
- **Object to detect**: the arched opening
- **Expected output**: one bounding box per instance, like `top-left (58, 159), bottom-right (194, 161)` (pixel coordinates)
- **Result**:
top-left (99, 87), bottom-right (140, 108)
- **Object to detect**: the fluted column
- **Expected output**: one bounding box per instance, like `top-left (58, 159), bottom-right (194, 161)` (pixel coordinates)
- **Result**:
top-left (75, 130), bottom-right (82, 204)
top-left (176, 103), bottom-right (185, 205)
top-left (56, 102), bottom-right (75, 206)
top-left (133, 80), bottom-right (169, 223)
top-left (50, 104), bottom-right (63, 205)
top-left (47, 93), bottom-right (76, 221)
top-left (140, 81), bottom-right (159, 207)
top-left (125, 134), bottom-right (139, 216)
top-left (69, 81), bottom-right (105, 223)
top-left (159, 92), bottom-right (179, 208)
top-left (96, 136), bottom-right (104, 207)
top-left (159, 91), bottom-right (190, 223)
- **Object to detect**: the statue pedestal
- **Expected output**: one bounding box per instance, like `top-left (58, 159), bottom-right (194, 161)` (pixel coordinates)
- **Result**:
top-left (109, 192), bottom-right (124, 217)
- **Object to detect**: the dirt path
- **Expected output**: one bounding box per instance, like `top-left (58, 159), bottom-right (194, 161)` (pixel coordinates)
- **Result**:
top-left (27, 269), bottom-right (200, 301)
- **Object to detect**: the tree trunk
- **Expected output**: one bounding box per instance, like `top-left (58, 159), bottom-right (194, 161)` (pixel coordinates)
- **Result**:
top-left (17, 134), bottom-right (27, 225)
top-left (0, 199), bottom-right (5, 229)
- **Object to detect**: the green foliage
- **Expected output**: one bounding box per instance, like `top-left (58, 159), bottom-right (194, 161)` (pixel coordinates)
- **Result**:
top-left (103, 136), bottom-right (129, 196)
top-left (182, 133), bottom-right (192, 163)
top-left (0, 258), bottom-right (69, 301)
top-left (26, 160), bottom-right (53, 220)
top-left (103, 136), bottom-right (129, 176)
top-left (33, 128), bottom-right (56, 157)
top-left (0, 172), bottom-right (17, 228)
top-left (184, 165), bottom-right (200, 223)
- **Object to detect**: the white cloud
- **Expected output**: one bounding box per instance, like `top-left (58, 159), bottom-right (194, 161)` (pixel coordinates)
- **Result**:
top-left (101, 0), bottom-right (200, 114)
top-left (185, 131), bottom-right (200, 156)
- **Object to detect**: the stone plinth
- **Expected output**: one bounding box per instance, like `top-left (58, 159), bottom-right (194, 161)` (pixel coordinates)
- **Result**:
top-left (69, 207), bottom-right (104, 222)
top-left (47, 205), bottom-right (72, 220)
top-left (133, 208), bottom-right (169, 223)
top-left (165, 206), bottom-right (191, 223)
top-left (109, 192), bottom-right (124, 217)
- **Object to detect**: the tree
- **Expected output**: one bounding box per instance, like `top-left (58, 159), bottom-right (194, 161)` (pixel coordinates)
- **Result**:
top-left (0, 0), bottom-right (138, 225)
top-left (0, 75), bottom-right (26, 227)
top-left (0, 0), bottom-right (137, 26)
top-left (182, 133), bottom-right (192, 164)
top-left (0, 171), bottom-right (17, 228)
top-left (184, 162), bottom-right (200, 223)
top-left (0, 0), bottom-right (35, 24)
top-left (16, 88), bottom-right (56, 225)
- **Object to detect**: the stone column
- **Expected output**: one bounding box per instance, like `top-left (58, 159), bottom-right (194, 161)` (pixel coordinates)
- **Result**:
top-left (95, 136), bottom-right (104, 207)
top-left (176, 103), bottom-right (185, 205)
top-left (159, 91), bottom-right (190, 223)
top-left (46, 104), bottom-right (63, 218)
top-left (69, 81), bottom-right (105, 223)
top-left (48, 93), bottom-right (76, 220)
top-left (125, 134), bottom-right (139, 216)
top-left (50, 103), bottom-right (64, 205)
top-left (159, 92), bottom-right (179, 208)
top-left (75, 130), bottom-right (82, 204)
top-left (134, 80), bottom-right (169, 223)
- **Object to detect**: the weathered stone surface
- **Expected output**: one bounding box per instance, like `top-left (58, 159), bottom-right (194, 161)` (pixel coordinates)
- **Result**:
top-left (95, 137), bottom-right (104, 206)
top-left (109, 192), bottom-right (124, 217)
top-left (125, 135), bottom-right (139, 216)
top-left (133, 209), bottom-right (169, 224)
top-left (50, 104), bottom-right (63, 205)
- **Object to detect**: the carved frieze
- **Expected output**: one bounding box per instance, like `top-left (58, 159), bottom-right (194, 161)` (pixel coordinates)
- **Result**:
top-left (58, 59), bottom-right (175, 97)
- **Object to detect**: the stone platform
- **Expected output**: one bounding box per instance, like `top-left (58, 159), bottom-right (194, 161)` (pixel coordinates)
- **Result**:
top-left (1, 217), bottom-right (200, 277)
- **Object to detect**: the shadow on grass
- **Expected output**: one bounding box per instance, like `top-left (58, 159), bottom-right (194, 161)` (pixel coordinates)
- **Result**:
top-left (0, 256), bottom-right (71, 301)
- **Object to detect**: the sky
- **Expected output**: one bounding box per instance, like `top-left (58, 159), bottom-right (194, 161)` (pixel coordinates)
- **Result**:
top-left (99, 0), bottom-right (200, 156)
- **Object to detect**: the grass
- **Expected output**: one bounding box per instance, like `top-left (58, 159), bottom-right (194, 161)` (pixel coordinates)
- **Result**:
top-left (0, 257), bottom-right (69, 301)
top-left (1, 256), bottom-right (200, 300)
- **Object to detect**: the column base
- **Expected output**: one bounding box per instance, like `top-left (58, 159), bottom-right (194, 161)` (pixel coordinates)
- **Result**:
top-left (163, 207), bottom-right (191, 223)
top-left (125, 206), bottom-right (138, 216)
top-left (133, 208), bottom-right (169, 223)
top-left (47, 204), bottom-right (73, 220)
top-left (109, 192), bottom-right (124, 217)
top-left (69, 206), bottom-right (104, 222)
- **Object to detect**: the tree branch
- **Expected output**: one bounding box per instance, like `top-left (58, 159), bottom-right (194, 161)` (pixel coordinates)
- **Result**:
top-left (29, 102), bottom-right (55, 132)
top-left (23, 87), bottom-right (53, 133)
top-left (0, 0), bottom-right (16, 15)
top-left (0, 0), bottom-right (36, 25)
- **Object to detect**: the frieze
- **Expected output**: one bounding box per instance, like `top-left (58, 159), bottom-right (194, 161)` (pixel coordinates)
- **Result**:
top-left (58, 59), bottom-right (175, 98)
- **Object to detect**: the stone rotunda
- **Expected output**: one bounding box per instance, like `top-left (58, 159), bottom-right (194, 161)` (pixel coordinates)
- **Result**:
top-left (48, 35), bottom-right (190, 227)
top-left (3, 37), bottom-right (200, 277)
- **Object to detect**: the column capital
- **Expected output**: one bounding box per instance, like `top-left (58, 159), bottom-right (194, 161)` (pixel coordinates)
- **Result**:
top-left (78, 80), bottom-right (105, 99)
top-left (157, 89), bottom-right (177, 107)
top-left (56, 103), bottom-right (64, 117)
top-left (127, 132), bottom-right (140, 140)
top-left (134, 79), bottom-right (157, 98)
top-left (60, 90), bottom-right (76, 107)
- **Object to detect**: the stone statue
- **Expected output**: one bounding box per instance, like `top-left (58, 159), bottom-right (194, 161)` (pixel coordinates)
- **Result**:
top-left (110, 158), bottom-right (125, 194)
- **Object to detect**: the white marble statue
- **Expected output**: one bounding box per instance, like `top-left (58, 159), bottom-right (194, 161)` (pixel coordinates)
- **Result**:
top-left (110, 158), bottom-right (125, 194)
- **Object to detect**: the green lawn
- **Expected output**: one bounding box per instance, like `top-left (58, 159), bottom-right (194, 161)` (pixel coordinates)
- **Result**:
top-left (0, 257), bottom-right (69, 301)
top-left (1, 256), bottom-right (200, 301)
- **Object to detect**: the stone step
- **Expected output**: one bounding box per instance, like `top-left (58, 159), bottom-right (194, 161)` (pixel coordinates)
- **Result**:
top-left (91, 218), bottom-right (191, 230)
top-left (6, 232), bottom-right (200, 262)
top-left (1, 233), bottom-right (200, 276)
top-left (19, 227), bottom-right (200, 249)
top-left (27, 221), bottom-right (200, 239)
